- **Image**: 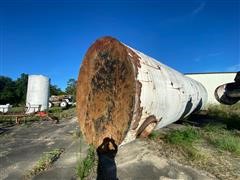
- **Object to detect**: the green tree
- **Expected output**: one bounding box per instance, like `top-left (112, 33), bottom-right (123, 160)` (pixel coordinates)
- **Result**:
top-left (65, 78), bottom-right (77, 101)
top-left (15, 73), bottom-right (28, 104)
top-left (50, 84), bottom-right (64, 96)
top-left (0, 76), bottom-right (17, 105)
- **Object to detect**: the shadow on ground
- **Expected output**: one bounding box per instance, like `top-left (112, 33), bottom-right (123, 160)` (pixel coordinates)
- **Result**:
top-left (178, 110), bottom-right (240, 131)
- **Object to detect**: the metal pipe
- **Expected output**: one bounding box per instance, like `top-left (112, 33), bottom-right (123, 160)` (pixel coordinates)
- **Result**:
top-left (215, 72), bottom-right (240, 105)
top-left (77, 37), bottom-right (207, 147)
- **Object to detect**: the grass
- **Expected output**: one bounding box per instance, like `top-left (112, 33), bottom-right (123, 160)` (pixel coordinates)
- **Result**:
top-left (150, 116), bottom-right (240, 159)
top-left (0, 106), bottom-right (27, 123)
top-left (148, 104), bottom-right (240, 179)
top-left (149, 127), bottom-right (203, 160)
top-left (206, 103), bottom-right (240, 130)
top-left (0, 106), bottom-right (76, 124)
top-left (48, 106), bottom-right (63, 114)
top-left (165, 127), bottom-right (203, 160)
top-left (202, 102), bottom-right (240, 155)
top-left (203, 123), bottom-right (240, 155)
top-left (48, 107), bottom-right (76, 120)
top-left (165, 127), bottom-right (200, 145)
top-left (159, 123), bottom-right (240, 158)
top-left (0, 114), bottom-right (41, 124)
top-left (76, 146), bottom-right (96, 179)
top-left (211, 135), bottom-right (240, 155)
top-left (27, 148), bottom-right (64, 177)
top-left (148, 131), bottom-right (162, 140)
top-left (8, 106), bottom-right (26, 114)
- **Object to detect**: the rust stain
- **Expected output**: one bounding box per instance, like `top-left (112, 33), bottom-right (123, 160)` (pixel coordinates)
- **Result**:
top-left (136, 115), bottom-right (158, 137)
top-left (125, 48), bottom-right (143, 131)
top-left (127, 48), bottom-right (141, 68)
top-left (131, 81), bottom-right (143, 130)
top-left (76, 36), bottom-right (137, 147)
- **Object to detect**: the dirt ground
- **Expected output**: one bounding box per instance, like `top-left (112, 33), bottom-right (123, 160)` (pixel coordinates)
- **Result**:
top-left (116, 139), bottom-right (215, 180)
top-left (0, 117), bottom-right (239, 180)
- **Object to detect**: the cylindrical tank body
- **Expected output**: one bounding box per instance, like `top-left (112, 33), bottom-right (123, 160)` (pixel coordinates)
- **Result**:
top-left (77, 37), bottom-right (207, 147)
top-left (215, 72), bottom-right (240, 105)
top-left (26, 75), bottom-right (50, 114)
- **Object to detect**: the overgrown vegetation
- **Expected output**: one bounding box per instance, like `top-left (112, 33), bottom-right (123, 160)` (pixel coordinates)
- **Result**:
top-left (148, 103), bottom-right (240, 179)
top-left (76, 146), bottom-right (96, 179)
top-left (150, 121), bottom-right (240, 157)
top-left (0, 106), bottom-right (76, 125)
top-left (165, 127), bottom-right (203, 160)
top-left (206, 103), bottom-right (240, 130)
top-left (48, 107), bottom-right (76, 119)
top-left (148, 130), bottom-right (162, 140)
top-left (27, 148), bottom-right (64, 178)
top-left (0, 106), bottom-right (41, 124)
top-left (203, 123), bottom-right (240, 155)
top-left (166, 127), bottom-right (200, 145)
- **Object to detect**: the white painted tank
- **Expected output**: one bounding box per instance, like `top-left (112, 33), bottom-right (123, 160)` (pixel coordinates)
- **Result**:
top-left (77, 37), bottom-right (208, 147)
top-left (122, 47), bottom-right (208, 144)
top-left (26, 75), bottom-right (50, 114)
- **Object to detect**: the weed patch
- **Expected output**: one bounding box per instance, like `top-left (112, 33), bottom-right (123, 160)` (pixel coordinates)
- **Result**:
top-left (49, 107), bottom-right (76, 120)
top-left (76, 146), bottom-right (96, 179)
top-left (207, 103), bottom-right (240, 130)
top-left (149, 131), bottom-right (162, 140)
top-left (211, 135), bottom-right (240, 155)
top-left (164, 127), bottom-right (204, 161)
top-left (26, 148), bottom-right (64, 178)
top-left (203, 124), bottom-right (240, 155)
top-left (166, 127), bottom-right (200, 145)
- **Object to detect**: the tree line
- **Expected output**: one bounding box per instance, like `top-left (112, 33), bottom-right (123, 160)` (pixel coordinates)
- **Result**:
top-left (0, 73), bottom-right (76, 105)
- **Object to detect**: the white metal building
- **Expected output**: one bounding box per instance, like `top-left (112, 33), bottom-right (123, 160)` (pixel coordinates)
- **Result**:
top-left (185, 72), bottom-right (237, 104)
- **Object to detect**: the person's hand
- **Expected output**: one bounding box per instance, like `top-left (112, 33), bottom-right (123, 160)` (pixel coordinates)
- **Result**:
top-left (97, 137), bottom-right (111, 154)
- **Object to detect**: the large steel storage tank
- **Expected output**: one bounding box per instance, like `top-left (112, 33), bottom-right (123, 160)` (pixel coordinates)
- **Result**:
top-left (77, 37), bottom-right (208, 147)
top-left (26, 75), bottom-right (50, 114)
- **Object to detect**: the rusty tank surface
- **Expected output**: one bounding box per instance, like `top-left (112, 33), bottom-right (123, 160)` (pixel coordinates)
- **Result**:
top-left (77, 37), bottom-right (207, 147)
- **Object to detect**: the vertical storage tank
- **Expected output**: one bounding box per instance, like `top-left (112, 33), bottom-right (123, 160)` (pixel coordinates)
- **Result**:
top-left (26, 75), bottom-right (50, 114)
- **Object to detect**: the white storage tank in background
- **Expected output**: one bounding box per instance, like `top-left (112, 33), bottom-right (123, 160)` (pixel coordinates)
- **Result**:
top-left (26, 75), bottom-right (50, 114)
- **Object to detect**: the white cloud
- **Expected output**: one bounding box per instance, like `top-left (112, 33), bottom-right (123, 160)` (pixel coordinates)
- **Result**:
top-left (227, 64), bottom-right (240, 72)
top-left (165, 1), bottom-right (206, 23)
top-left (192, 2), bottom-right (206, 15)
top-left (207, 52), bottom-right (223, 57)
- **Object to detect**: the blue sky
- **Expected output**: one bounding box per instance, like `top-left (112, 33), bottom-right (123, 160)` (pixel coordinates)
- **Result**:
top-left (0, 0), bottom-right (239, 90)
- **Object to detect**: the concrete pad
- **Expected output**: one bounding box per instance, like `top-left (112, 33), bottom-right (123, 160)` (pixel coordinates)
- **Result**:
top-left (116, 140), bottom-right (215, 180)
top-left (33, 138), bottom-right (89, 180)
top-left (0, 117), bottom-right (81, 180)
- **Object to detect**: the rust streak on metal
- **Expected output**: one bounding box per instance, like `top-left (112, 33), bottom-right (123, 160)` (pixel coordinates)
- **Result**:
top-left (125, 48), bottom-right (143, 131)
top-left (136, 115), bottom-right (159, 138)
top-left (77, 37), bottom-right (137, 147)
